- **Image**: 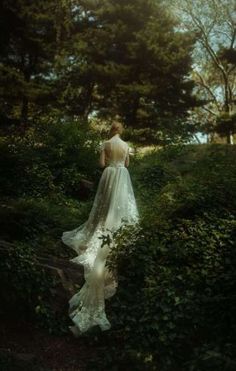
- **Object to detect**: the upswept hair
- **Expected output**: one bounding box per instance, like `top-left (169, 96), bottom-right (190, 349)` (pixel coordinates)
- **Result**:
top-left (109, 120), bottom-right (124, 138)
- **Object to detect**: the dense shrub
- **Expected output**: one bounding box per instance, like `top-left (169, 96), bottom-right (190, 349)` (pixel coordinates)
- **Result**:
top-left (0, 119), bottom-right (100, 198)
top-left (1, 140), bottom-right (236, 370)
top-left (89, 144), bottom-right (236, 370)
top-left (0, 239), bottom-right (73, 334)
top-left (100, 212), bottom-right (236, 370)
top-left (0, 197), bottom-right (91, 257)
top-left (131, 144), bottom-right (236, 220)
top-left (0, 242), bottom-right (51, 323)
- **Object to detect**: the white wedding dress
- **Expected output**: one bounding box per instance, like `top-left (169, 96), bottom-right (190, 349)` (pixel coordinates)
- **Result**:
top-left (62, 133), bottom-right (139, 334)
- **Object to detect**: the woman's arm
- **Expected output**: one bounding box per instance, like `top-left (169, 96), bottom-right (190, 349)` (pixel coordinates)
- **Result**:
top-left (99, 144), bottom-right (106, 168)
top-left (99, 149), bottom-right (106, 168)
top-left (125, 147), bottom-right (130, 167)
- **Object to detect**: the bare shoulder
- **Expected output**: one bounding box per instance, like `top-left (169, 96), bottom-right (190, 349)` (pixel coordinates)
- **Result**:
top-left (101, 140), bottom-right (111, 150)
top-left (123, 139), bottom-right (129, 151)
top-left (119, 137), bottom-right (128, 146)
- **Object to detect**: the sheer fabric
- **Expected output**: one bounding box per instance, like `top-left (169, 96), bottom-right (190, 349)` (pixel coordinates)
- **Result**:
top-left (62, 134), bottom-right (139, 334)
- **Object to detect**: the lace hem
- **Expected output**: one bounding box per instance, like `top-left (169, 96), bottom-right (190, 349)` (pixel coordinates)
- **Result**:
top-left (67, 243), bottom-right (118, 333)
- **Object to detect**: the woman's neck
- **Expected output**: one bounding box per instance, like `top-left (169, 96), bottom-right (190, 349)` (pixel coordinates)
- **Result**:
top-left (110, 133), bottom-right (120, 139)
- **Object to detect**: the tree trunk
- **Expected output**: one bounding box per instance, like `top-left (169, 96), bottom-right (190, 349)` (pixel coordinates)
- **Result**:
top-left (21, 96), bottom-right (28, 123)
top-left (82, 82), bottom-right (95, 120)
top-left (227, 131), bottom-right (234, 145)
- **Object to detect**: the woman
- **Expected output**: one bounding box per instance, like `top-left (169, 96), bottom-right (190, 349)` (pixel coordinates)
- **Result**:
top-left (62, 120), bottom-right (139, 336)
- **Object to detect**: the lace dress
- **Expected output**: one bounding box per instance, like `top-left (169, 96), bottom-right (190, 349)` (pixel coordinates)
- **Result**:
top-left (62, 134), bottom-right (139, 334)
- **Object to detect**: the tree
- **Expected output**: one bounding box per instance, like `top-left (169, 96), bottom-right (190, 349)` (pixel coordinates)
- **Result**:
top-left (0, 0), bottom-right (197, 142)
top-left (172, 0), bottom-right (236, 144)
top-left (56, 0), bottom-right (196, 140)
top-left (0, 0), bottom-right (58, 129)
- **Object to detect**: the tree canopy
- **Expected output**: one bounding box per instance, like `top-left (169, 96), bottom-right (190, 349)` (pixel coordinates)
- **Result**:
top-left (0, 0), bottom-right (197, 141)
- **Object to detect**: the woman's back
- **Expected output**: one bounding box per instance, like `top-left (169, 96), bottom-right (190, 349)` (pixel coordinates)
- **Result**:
top-left (101, 134), bottom-right (129, 167)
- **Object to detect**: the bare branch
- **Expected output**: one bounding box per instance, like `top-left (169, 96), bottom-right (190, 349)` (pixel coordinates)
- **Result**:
top-left (213, 29), bottom-right (233, 42)
top-left (230, 27), bottom-right (236, 49)
top-left (194, 70), bottom-right (220, 109)
top-left (201, 106), bottom-right (218, 116)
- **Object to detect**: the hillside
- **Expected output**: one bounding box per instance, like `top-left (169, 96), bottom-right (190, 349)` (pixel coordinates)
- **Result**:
top-left (0, 143), bottom-right (236, 371)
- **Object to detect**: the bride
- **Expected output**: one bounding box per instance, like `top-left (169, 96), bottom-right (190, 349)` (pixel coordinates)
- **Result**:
top-left (62, 120), bottom-right (139, 336)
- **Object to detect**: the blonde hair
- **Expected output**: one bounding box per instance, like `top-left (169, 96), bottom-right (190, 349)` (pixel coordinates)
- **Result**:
top-left (109, 120), bottom-right (124, 138)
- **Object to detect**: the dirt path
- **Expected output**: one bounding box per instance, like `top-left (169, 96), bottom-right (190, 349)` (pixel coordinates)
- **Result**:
top-left (0, 317), bottom-right (103, 370)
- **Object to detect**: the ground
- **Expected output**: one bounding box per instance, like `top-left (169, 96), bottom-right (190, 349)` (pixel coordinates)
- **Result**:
top-left (0, 317), bottom-right (102, 371)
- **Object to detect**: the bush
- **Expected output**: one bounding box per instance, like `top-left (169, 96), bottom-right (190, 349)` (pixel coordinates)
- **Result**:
top-left (131, 144), bottom-right (236, 220)
top-left (101, 212), bottom-right (236, 370)
top-left (0, 119), bottom-right (100, 198)
top-left (0, 242), bottom-right (50, 319)
top-left (90, 144), bottom-right (236, 370)
top-left (0, 240), bottom-right (71, 335)
top-left (0, 196), bottom-right (91, 257)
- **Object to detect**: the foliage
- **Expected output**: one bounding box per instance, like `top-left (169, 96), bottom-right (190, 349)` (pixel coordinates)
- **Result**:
top-left (0, 351), bottom-right (48, 371)
top-left (123, 124), bottom-right (198, 146)
top-left (0, 0), bottom-right (197, 142)
top-left (216, 113), bottom-right (236, 137)
top-left (0, 242), bottom-right (61, 332)
top-left (1, 132), bottom-right (236, 370)
top-left (0, 117), bottom-right (99, 334)
top-left (89, 144), bottom-right (236, 370)
top-left (132, 144), bottom-right (236, 220)
top-left (0, 0), bottom-right (58, 124)
top-left (0, 240), bottom-right (72, 335)
top-left (172, 0), bottom-right (236, 143)
top-left (0, 119), bottom-right (100, 198)
top-left (102, 213), bottom-right (236, 370)
top-left (0, 196), bottom-right (91, 258)
top-left (56, 0), bottom-right (196, 135)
